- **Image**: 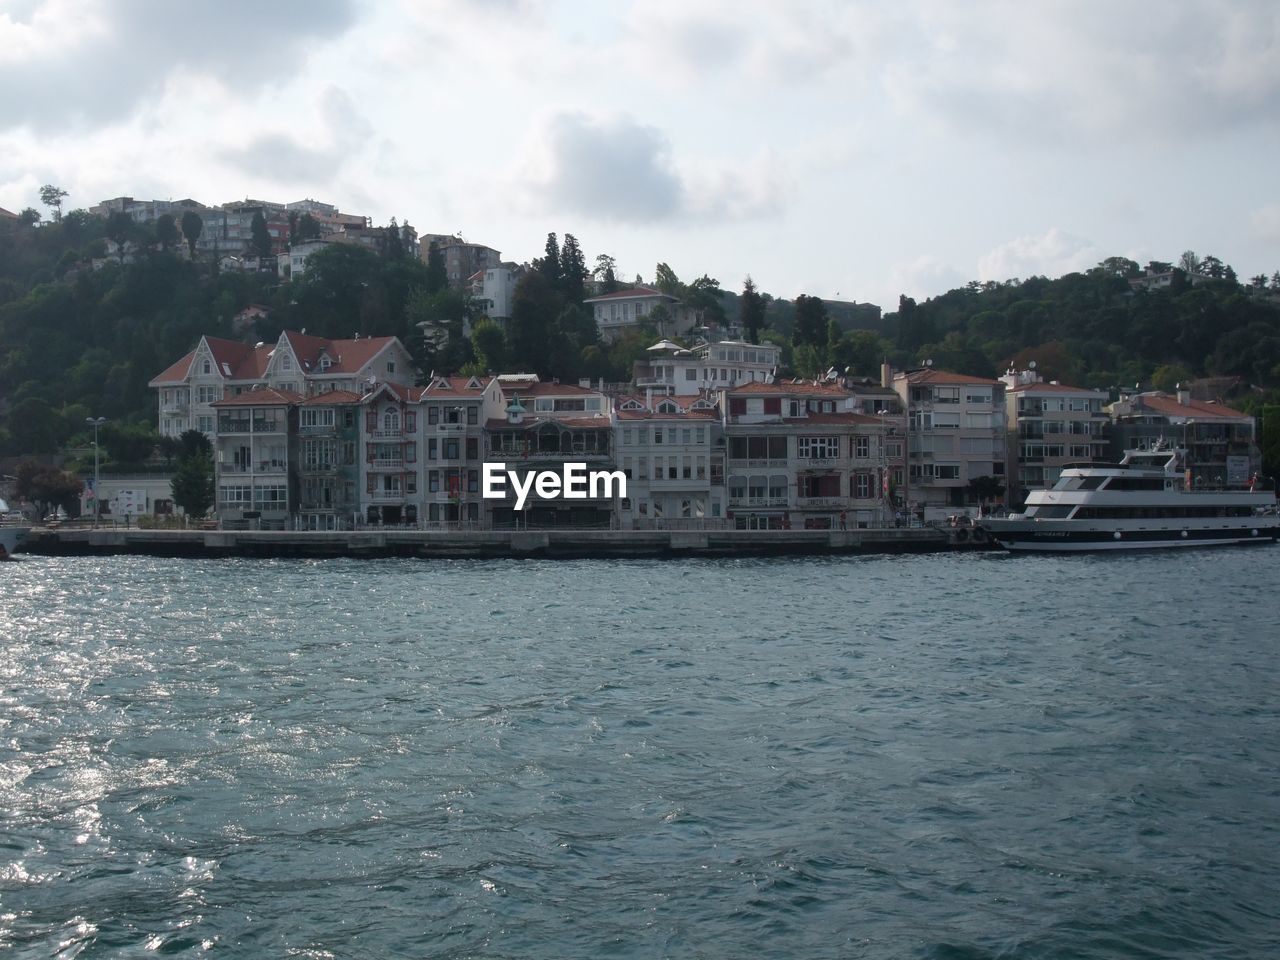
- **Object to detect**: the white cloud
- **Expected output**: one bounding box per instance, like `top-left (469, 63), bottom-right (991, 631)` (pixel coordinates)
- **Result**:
top-left (977, 228), bottom-right (1103, 283)
top-left (1250, 203), bottom-right (1280, 243)
top-left (0, 0), bottom-right (358, 131)
top-left (885, 255), bottom-right (967, 304)
top-left (512, 111), bottom-right (789, 225)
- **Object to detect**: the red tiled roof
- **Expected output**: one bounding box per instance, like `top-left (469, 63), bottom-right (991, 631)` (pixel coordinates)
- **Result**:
top-left (207, 336), bottom-right (270, 380)
top-left (583, 285), bottom-right (676, 303)
top-left (212, 388), bottom-right (303, 406)
top-left (149, 350), bottom-right (195, 385)
top-left (302, 390), bottom-right (364, 405)
top-left (727, 381), bottom-right (854, 397)
top-left (899, 369), bottom-right (1001, 386)
top-left (1137, 393), bottom-right (1250, 420)
top-left (283, 331), bottom-right (397, 375)
top-left (499, 381), bottom-right (603, 397)
top-left (1006, 381), bottom-right (1105, 395)
top-left (422, 375), bottom-right (492, 396)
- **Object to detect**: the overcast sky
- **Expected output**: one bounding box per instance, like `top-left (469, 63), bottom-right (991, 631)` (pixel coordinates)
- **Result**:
top-left (3, 0), bottom-right (1279, 311)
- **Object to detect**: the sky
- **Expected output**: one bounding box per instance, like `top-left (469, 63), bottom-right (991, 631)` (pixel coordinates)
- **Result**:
top-left (2, 0), bottom-right (1279, 312)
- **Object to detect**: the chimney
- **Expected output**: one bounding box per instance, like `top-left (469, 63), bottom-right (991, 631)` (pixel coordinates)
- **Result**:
top-left (1176, 383), bottom-right (1191, 406)
top-left (880, 361), bottom-right (892, 389)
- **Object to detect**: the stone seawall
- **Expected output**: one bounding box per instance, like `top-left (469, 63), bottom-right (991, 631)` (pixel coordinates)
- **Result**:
top-left (18, 527), bottom-right (959, 559)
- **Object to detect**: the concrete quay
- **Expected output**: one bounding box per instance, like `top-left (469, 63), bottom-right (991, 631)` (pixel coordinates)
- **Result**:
top-left (17, 526), bottom-right (959, 560)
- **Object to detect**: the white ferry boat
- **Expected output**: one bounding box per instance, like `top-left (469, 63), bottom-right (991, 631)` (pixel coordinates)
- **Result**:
top-left (981, 444), bottom-right (1279, 552)
top-left (0, 498), bottom-right (30, 559)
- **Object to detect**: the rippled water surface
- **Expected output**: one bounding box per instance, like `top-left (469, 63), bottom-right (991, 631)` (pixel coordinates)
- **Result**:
top-left (2, 552), bottom-right (1278, 958)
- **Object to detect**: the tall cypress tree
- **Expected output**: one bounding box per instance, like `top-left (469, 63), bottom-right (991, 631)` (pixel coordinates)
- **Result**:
top-left (559, 233), bottom-right (587, 303)
top-left (538, 232), bottom-right (562, 288)
top-left (740, 275), bottom-right (765, 343)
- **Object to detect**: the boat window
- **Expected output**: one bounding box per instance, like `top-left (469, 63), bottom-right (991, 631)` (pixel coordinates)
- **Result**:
top-left (1031, 505), bottom-right (1075, 519)
top-left (1078, 476), bottom-right (1105, 490)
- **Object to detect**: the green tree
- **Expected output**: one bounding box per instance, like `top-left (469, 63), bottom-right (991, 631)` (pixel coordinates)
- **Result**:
top-left (4, 397), bottom-right (61, 454)
top-left (686, 275), bottom-right (726, 328)
top-left (105, 211), bottom-right (134, 264)
top-left (381, 218), bottom-right (405, 259)
top-left (538, 233), bottom-right (562, 288)
top-left (250, 211), bottom-right (273, 261)
top-left (1151, 363), bottom-right (1194, 393)
top-left (155, 214), bottom-right (179, 252)
top-left (470, 318), bottom-right (507, 372)
top-left (792, 294), bottom-right (829, 349)
top-left (1178, 250), bottom-right (1199, 274)
top-left (967, 474), bottom-right (1005, 508)
top-left (101, 422), bottom-right (158, 465)
top-left (593, 254), bottom-right (619, 293)
top-left (39, 184), bottom-right (68, 221)
top-left (14, 459), bottom-right (82, 518)
top-left (740, 275), bottom-right (765, 343)
top-left (559, 233), bottom-right (587, 303)
top-left (171, 448), bottom-right (214, 519)
top-left (424, 241), bottom-right (447, 293)
top-left (654, 262), bottom-right (681, 296)
top-left (180, 211), bottom-right (203, 259)
top-left (1261, 405), bottom-right (1280, 485)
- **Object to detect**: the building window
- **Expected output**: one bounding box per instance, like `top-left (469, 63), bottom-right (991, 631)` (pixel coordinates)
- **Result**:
top-left (854, 436), bottom-right (870, 459)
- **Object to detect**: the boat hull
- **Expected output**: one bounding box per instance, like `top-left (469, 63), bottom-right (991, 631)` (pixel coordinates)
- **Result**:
top-left (982, 519), bottom-right (1280, 552)
top-left (0, 526), bottom-right (30, 559)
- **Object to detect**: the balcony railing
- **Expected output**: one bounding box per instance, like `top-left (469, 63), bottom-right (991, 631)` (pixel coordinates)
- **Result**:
top-left (728, 496), bottom-right (788, 507)
top-left (369, 428), bottom-right (407, 439)
top-left (219, 462), bottom-right (289, 475)
top-left (368, 458), bottom-right (405, 468)
top-left (796, 496), bottom-right (847, 508)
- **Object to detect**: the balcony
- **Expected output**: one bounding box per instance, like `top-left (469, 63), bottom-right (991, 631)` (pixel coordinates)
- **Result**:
top-left (217, 418), bottom-right (286, 435)
top-left (796, 496), bottom-right (847, 508)
top-left (727, 458), bottom-right (789, 468)
top-left (368, 458), bottom-right (405, 469)
top-left (220, 461), bottom-right (289, 475)
top-left (367, 490), bottom-right (407, 504)
top-left (799, 457), bottom-right (842, 467)
top-left (728, 496), bottom-right (788, 508)
top-left (161, 402), bottom-right (188, 415)
top-left (369, 428), bottom-right (406, 439)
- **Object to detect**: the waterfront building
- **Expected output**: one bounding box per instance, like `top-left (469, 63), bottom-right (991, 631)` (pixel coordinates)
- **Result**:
top-left (211, 387), bottom-right (300, 526)
top-left (298, 391), bottom-right (363, 530)
top-left (999, 368), bottom-right (1109, 505)
top-left (416, 375), bottom-right (491, 526)
top-left (891, 368), bottom-right (1008, 522)
top-left (360, 383), bottom-right (423, 526)
top-left (150, 331), bottom-right (414, 439)
top-left (632, 339), bottom-right (780, 395)
top-left (1108, 388), bottom-right (1260, 487)
top-left (584, 287), bottom-right (695, 341)
top-left (480, 375), bottom-right (615, 527)
top-left (613, 393), bottom-right (723, 528)
top-left (720, 381), bottom-right (897, 530)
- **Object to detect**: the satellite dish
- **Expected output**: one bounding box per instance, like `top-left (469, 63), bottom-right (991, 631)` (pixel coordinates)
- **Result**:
top-left (924, 358), bottom-right (934, 368)
top-left (1028, 360), bottom-right (1037, 370)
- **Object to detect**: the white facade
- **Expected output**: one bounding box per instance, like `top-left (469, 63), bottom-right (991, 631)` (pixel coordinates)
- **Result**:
top-left (633, 340), bottom-right (780, 395)
top-left (893, 370), bottom-right (1008, 521)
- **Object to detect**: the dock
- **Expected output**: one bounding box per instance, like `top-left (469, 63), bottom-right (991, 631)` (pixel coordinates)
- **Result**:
top-left (16, 526), bottom-right (966, 560)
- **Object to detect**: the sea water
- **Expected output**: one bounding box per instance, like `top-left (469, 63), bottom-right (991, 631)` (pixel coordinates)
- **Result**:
top-left (1, 552), bottom-right (1277, 958)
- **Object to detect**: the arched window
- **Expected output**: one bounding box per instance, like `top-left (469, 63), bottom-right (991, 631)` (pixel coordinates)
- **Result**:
top-left (383, 408), bottom-right (400, 432)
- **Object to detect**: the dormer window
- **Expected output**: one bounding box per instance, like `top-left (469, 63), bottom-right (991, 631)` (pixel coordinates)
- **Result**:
top-left (282, 356), bottom-right (292, 371)
top-left (203, 360), bottom-right (211, 375)
top-left (319, 357), bottom-right (332, 371)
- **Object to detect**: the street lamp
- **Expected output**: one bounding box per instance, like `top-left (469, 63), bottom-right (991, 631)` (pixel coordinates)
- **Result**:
top-left (86, 416), bottom-right (107, 527)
